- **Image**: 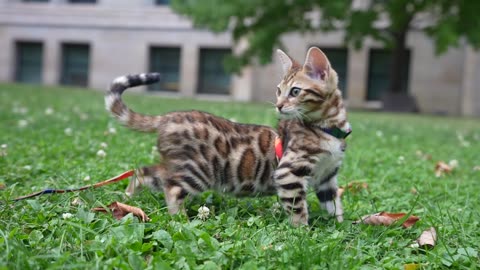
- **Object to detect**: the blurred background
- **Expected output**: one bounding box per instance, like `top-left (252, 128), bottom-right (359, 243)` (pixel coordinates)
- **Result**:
top-left (1, 0), bottom-right (479, 116)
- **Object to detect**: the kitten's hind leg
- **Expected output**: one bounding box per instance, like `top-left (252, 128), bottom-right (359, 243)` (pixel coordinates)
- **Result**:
top-left (164, 183), bottom-right (188, 215)
top-left (316, 177), bottom-right (343, 222)
top-left (163, 172), bottom-right (205, 215)
top-left (125, 164), bottom-right (165, 196)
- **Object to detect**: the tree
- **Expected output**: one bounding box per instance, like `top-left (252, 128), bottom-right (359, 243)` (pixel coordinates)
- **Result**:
top-left (171, 0), bottom-right (480, 111)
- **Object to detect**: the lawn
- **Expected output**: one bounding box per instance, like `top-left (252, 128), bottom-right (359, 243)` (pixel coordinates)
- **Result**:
top-left (0, 83), bottom-right (479, 269)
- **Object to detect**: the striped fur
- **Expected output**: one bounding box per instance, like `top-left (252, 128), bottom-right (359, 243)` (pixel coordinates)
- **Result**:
top-left (107, 47), bottom-right (350, 226)
top-left (105, 73), bottom-right (162, 132)
top-left (106, 74), bottom-right (278, 214)
top-left (273, 47), bottom-right (349, 225)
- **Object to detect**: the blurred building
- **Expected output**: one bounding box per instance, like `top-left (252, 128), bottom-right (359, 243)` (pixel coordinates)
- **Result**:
top-left (0, 0), bottom-right (479, 116)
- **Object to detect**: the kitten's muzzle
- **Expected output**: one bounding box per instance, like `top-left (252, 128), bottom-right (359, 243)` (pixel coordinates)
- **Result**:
top-left (276, 104), bottom-right (284, 112)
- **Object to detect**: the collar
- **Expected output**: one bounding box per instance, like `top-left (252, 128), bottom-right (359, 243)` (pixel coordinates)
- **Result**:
top-left (274, 127), bottom-right (351, 160)
top-left (321, 126), bottom-right (352, 139)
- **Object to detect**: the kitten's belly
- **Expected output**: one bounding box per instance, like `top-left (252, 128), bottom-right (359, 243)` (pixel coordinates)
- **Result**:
top-left (212, 160), bottom-right (278, 197)
top-left (226, 187), bottom-right (277, 197)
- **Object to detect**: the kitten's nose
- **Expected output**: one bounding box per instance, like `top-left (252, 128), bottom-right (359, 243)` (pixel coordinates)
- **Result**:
top-left (276, 104), bottom-right (283, 111)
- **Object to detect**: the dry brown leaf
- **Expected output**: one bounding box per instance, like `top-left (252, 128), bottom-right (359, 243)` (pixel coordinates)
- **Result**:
top-left (345, 181), bottom-right (368, 193)
top-left (92, 201), bottom-right (150, 222)
top-left (339, 181), bottom-right (368, 196)
top-left (353, 212), bottom-right (420, 228)
top-left (435, 161), bottom-right (454, 177)
top-left (0, 183), bottom-right (5, 190)
top-left (416, 227), bottom-right (437, 248)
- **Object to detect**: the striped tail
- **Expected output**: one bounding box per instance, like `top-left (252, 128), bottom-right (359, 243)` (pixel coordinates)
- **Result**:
top-left (105, 73), bottom-right (162, 133)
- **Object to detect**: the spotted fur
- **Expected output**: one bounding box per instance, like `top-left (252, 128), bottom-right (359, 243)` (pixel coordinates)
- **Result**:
top-left (106, 47), bottom-right (350, 226)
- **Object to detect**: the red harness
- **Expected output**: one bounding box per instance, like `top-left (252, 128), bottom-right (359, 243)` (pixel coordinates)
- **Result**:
top-left (275, 137), bottom-right (283, 160)
top-left (274, 126), bottom-right (351, 161)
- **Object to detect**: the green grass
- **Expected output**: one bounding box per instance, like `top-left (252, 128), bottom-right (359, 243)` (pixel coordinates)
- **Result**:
top-left (0, 83), bottom-right (479, 269)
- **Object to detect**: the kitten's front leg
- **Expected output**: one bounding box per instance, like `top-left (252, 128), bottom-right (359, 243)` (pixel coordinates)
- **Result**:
top-left (274, 161), bottom-right (312, 226)
top-left (126, 165), bottom-right (165, 196)
top-left (315, 174), bottom-right (343, 222)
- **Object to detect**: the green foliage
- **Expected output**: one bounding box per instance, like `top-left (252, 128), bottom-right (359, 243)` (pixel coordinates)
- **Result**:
top-left (426, 0), bottom-right (480, 54)
top-left (172, 0), bottom-right (480, 71)
top-left (172, 0), bottom-right (349, 71)
top-left (1, 83), bottom-right (480, 268)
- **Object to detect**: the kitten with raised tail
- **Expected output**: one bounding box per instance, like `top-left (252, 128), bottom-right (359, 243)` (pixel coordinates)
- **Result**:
top-left (105, 47), bottom-right (351, 226)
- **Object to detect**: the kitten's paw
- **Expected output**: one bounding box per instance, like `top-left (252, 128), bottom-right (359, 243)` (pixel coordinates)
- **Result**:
top-left (125, 177), bottom-right (142, 197)
top-left (336, 215), bottom-right (344, 223)
top-left (291, 214), bottom-right (309, 227)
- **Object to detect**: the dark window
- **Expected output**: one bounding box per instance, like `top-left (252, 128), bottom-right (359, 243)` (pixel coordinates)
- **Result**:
top-left (15, 41), bottom-right (43, 84)
top-left (60, 43), bottom-right (90, 87)
top-left (367, 49), bottom-right (410, 101)
top-left (68, 0), bottom-right (96, 3)
top-left (148, 47), bottom-right (181, 92)
top-left (155, 0), bottom-right (170, 5)
top-left (197, 48), bottom-right (231, 95)
top-left (320, 48), bottom-right (348, 98)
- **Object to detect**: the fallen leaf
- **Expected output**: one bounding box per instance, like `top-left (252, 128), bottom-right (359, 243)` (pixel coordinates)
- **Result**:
top-left (404, 263), bottom-right (421, 270)
top-left (435, 161), bottom-right (454, 177)
top-left (92, 202), bottom-right (150, 222)
top-left (0, 183), bottom-right (5, 190)
top-left (410, 187), bottom-right (418, 195)
top-left (416, 227), bottom-right (437, 248)
top-left (353, 212), bottom-right (420, 228)
top-left (346, 181), bottom-right (368, 193)
top-left (339, 181), bottom-right (368, 196)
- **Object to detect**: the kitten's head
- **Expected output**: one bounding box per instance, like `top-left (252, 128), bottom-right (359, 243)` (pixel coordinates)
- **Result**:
top-left (275, 47), bottom-right (341, 123)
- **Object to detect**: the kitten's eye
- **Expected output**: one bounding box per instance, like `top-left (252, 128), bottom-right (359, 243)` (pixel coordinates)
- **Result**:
top-left (289, 87), bottom-right (301, 97)
top-left (276, 88), bottom-right (281, 96)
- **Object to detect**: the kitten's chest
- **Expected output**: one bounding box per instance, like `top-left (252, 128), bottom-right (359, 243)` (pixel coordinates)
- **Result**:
top-left (318, 136), bottom-right (345, 159)
top-left (311, 136), bottom-right (345, 180)
top-left (316, 138), bottom-right (345, 162)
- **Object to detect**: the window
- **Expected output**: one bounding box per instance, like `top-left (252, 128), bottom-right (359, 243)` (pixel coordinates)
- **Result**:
top-left (320, 48), bottom-right (348, 98)
top-left (15, 41), bottom-right (43, 84)
top-left (60, 43), bottom-right (90, 87)
top-left (155, 0), bottom-right (170, 5)
top-left (68, 0), bottom-right (96, 3)
top-left (367, 49), bottom-right (410, 101)
top-left (148, 47), bottom-right (181, 92)
top-left (197, 48), bottom-right (231, 95)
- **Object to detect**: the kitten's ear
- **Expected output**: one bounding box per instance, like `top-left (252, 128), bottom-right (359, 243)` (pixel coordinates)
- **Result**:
top-left (277, 49), bottom-right (300, 75)
top-left (303, 47), bottom-right (330, 81)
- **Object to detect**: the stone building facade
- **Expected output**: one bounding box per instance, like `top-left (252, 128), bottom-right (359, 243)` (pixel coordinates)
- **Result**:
top-left (1, 0), bottom-right (479, 116)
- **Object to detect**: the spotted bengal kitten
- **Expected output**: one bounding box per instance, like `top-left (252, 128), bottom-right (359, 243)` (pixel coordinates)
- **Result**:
top-left (105, 47), bottom-right (351, 225)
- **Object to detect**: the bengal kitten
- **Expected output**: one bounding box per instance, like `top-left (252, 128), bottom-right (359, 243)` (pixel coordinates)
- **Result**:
top-left (105, 47), bottom-right (351, 225)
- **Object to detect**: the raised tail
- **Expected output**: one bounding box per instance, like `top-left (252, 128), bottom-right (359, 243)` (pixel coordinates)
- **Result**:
top-left (105, 73), bottom-right (162, 133)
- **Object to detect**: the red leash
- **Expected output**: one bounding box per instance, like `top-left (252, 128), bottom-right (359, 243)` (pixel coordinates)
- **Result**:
top-left (12, 170), bottom-right (134, 202)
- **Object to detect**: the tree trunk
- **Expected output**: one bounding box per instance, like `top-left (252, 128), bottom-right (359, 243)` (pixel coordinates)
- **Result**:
top-left (389, 30), bottom-right (407, 93)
